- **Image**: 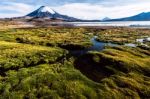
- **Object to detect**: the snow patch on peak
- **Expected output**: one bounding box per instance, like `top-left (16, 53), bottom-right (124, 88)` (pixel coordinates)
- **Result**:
top-left (39, 6), bottom-right (55, 14)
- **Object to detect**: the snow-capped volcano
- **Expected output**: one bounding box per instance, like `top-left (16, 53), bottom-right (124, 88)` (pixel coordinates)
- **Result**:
top-left (26, 6), bottom-right (56, 18)
top-left (38, 6), bottom-right (55, 14)
top-left (26, 6), bottom-right (79, 21)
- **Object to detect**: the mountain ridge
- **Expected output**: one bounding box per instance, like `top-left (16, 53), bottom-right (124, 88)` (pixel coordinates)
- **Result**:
top-left (107, 12), bottom-right (150, 21)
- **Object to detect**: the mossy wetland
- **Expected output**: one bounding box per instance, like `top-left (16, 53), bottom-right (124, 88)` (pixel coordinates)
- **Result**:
top-left (0, 26), bottom-right (149, 99)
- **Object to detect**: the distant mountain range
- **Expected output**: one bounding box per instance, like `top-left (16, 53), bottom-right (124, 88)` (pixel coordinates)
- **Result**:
top-left (102, 17), bottom-right (111, 21)
top-left (107, 12), bottom-right (150, 21)
top-left (2, 5), bottom-right (150, 22)
top-left (26, 6), bottom-right (150, 21)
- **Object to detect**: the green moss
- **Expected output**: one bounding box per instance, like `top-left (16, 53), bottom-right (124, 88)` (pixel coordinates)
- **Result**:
top-left (0, 63), bottom-right (99, 99)
top-left (96, 28), bottom-right (150, 46)
top-left (74, 46), bottom-right (150, 98)
top-left (0, 27), bottom-right (93, 49)
top-left (0, 41), bottom-right (66, 71)
top-left (0, 26), bottom-right (149, 98)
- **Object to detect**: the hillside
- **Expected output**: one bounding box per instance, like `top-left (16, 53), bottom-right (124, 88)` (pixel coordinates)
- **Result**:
top-left (108, 12), bottom-right (150, 21)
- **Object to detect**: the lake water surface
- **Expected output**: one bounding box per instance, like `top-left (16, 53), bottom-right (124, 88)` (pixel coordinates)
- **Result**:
top-left (52, 21), bottom-right (150, 27)
top-left (72, 21), bottom-right (150, 27)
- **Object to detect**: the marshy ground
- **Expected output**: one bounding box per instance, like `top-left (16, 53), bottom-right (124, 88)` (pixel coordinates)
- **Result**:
top-left (0, 26), bottom-right (149, 99)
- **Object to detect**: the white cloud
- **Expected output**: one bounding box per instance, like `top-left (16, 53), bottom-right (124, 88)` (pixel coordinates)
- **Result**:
top-left (53, 2), bottom-right (150, 20)
top-left (0, 2), bottom-right (35, 18)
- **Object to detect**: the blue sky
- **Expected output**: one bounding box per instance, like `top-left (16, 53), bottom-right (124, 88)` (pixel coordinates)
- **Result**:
top-left (0, 0), bottom-right (150, 19)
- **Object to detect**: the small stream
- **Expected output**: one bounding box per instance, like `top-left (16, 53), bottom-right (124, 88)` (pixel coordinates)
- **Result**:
top-left (70, 36), bottom-right (117, 57)
top-left (89, 36), bottom-right (117, 51)
top-left (69, 36), bottom-right (139, 57)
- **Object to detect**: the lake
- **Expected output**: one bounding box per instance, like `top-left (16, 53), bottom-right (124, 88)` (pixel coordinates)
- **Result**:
top-left (52, 21), bottom-right (150, 27)
top-left (72, 21), bottom-right (150, 27)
